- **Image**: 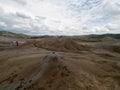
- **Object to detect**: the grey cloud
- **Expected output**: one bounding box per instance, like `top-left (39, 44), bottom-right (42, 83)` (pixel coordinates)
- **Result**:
top-left (15, 12), bottom-right (31, 19)
top-left (36, 16), bottom-right (46, 20)
top-left (103, 0), bottom-right (120, 16)
top-left (0, 9), bottom-right (53, 35)
top-left (106, 23), bottom-right (119, 31)
top-left (0, 6), bottom-right (4, 13)
top-left (13, 0), bottom-right (27, 5)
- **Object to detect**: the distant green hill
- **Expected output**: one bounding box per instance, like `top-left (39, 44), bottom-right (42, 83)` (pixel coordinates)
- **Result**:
top-left (67, 34), bottom-right (120, 42)
top-left (79, 34), bottom-right (120, 39)
top-left (0, 31), bottom-right (30, 39)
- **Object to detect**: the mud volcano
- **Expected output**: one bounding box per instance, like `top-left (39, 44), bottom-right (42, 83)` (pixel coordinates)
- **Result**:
top-left (27, 52), bottom-right (74, 90)
top-left (33, 37), bottom-right (92, 52)
top-left (0, 53), bottom-right (74, 90)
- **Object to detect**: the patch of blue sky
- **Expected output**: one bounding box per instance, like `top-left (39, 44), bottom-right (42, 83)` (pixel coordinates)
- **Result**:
top-left (90, 15), bottom-right (111, 25)
top-left (70, 0), bottom-right (103, 12)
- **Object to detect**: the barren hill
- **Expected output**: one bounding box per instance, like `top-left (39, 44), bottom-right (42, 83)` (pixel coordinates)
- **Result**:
top-left (31, 37), bottom-right (92, 52)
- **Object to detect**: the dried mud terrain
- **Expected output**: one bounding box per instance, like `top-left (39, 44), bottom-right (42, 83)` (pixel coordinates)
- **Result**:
top-left (0, 37), bottom-right (120, 90)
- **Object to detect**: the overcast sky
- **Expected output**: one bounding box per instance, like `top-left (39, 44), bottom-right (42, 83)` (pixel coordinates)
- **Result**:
top-left (0, 0), bottom-right (120, 35)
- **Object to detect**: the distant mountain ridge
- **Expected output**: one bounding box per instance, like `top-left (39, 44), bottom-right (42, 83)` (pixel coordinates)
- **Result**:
top-left (0, 30), bottom-right (120, 39)
top-left (78, 34), bottom-right (120, 39)
top-left (0, 31), bottom-right (30, 38)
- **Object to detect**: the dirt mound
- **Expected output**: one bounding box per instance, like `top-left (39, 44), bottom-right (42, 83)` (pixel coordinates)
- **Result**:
top-left (104, 46), bottom-right (120, 53)
top-left (32, 37), bottom-right (92, 52)
top-left (0, 53), bottom-right (74, 90)
top-left (9, 53), bottom-right (99, 90)
top-left (27, 53), bottom-right (74, 90)
top-left (17, 53), bottom-right (120, 90)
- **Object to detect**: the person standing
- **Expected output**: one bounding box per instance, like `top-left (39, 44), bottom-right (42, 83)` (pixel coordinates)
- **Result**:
top-left (16, 40), bottom-right (18, 46)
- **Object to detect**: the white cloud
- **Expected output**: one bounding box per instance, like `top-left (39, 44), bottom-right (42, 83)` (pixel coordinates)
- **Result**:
top-left (0, 0), bottom-right (120, 35)
top-left (0, 21), bottom-right (7, 27)
top-left (106, 23), bottom-right (119, 30)
top-left (103, 0), bottom-right (120, 15)
top-left (13, 24), bottom-right (32, 30)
